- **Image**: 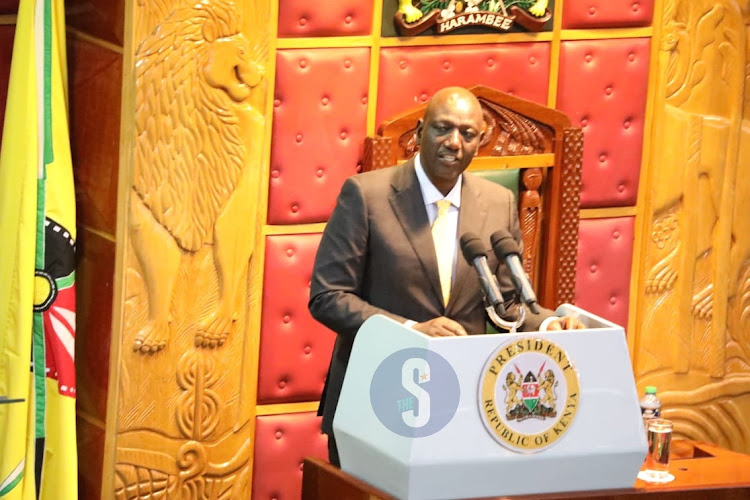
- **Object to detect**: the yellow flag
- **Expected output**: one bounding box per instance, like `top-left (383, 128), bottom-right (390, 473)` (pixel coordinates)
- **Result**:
top-left (0, 1), bottom-right (78, 498)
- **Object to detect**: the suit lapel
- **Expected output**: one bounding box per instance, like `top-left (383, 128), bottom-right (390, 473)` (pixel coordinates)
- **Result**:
top-left (448, 174), bottom-right (490, 313)
top-left (388, 160), bottom-right (445, 308)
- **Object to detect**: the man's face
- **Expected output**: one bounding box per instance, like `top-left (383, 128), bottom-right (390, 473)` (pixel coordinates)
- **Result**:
top-left (417, 93), bottom-right (485, 195)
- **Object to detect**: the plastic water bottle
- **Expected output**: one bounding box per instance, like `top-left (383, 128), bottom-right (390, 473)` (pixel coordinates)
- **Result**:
top-left (640, 386), bottom-right (661, 429)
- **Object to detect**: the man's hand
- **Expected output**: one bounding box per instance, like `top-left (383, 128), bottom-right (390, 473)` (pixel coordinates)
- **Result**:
top-left (413, 317), bottom-right (467, 337)
top-left (546, 315), bottom-right (586, 330)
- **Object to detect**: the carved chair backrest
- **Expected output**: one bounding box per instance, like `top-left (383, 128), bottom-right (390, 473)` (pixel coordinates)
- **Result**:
top-left (363, 85), bottom-right (582, 308)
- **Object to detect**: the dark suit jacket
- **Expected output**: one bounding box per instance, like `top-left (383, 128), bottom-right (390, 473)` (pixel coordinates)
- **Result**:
top-left (309, 159), bottom-right (553, 434)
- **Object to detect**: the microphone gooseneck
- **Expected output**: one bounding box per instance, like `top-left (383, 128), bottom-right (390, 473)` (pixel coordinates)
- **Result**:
top-left (459, 232), bottom-right (505, 316)
top-left (490, 230), bottom-right (540, 315)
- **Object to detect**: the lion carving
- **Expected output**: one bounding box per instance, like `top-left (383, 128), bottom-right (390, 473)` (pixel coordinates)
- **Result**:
top-left (130, 0), bottom-right (265, 352)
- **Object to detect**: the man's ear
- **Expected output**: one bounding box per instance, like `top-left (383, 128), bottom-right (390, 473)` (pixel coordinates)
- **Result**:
top-left (416, 118), bottom-right (424, 139)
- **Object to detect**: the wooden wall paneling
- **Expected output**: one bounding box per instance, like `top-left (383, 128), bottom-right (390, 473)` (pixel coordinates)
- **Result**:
top-left (105, 0), bottom-right (275, 497)
top-left (65, 0), bottom-right (125, 48)
top-left (0, 25), bottom-right (14, 139)
top-left (68, 36), bottom-right (123, 235)
top-left (75, 229), bottom-right (114, 424)
top-left (632, 0), bottom-right (750, 453)
top-left (0, 0), bottom-right (17, 15)
top-left (77, 415), bottom-right (105, 500)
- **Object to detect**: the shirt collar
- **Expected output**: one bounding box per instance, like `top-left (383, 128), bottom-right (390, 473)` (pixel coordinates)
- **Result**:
top-left (414, 154), bottom-right (462, 208)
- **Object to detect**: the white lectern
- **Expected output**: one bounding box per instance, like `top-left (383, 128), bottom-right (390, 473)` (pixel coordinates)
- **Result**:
top-left (333, 304), bottom-right (647, 500)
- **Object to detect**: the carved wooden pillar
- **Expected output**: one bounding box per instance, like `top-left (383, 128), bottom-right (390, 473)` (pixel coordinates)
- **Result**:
top-left (103, 0), bottom-right (272, 496)
top-left (633, 0), bottom-right (750, 452)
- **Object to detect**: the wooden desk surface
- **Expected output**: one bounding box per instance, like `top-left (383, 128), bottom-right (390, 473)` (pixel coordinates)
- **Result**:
top-left (302, 440), bottom-right (750, 500)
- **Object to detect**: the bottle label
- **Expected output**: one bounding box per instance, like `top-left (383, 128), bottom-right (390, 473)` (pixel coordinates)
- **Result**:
top-left (641, 408), bottom-right (660, 418)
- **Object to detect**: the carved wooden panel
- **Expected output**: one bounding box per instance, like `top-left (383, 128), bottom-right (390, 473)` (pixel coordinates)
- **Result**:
top-left (634, 0), bottom-right (750, 453)
top-left (113, 0), bottom-right (271, 497)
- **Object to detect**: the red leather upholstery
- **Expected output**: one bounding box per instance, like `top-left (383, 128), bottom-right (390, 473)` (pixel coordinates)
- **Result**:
top-left (252, 412), bottom-right (328, 499)
top-left (556, 38), bottom-right (650, 208)
top-left (277, 0), bottom-right (373, 37)
top-left (376, 44), bottom-right (551, 126)
top-left (562, 0), bottom-right (655, 29)
top-left (576, 217), bottom-right (634, 329)
top-left (258, 234), bottom-right (335, 404)
top-left (269, 48), bottom-right (370, 224)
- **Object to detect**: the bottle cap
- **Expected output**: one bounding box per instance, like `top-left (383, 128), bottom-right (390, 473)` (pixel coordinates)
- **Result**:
top-left (645, 386), bottom-right (657, 394)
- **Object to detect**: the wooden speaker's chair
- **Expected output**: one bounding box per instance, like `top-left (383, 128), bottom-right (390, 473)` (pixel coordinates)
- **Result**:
top-left (363, 85), bottom-right (583, 308)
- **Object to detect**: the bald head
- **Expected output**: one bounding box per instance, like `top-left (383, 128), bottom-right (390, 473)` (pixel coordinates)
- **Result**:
top-left (423, 87), bottom-right (484, 124)
top-left (416, 87), bottom-right (485, 195)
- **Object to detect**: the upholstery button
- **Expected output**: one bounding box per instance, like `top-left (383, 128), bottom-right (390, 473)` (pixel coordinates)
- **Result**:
top-left (605, 86), bottom-right (613, 96)
top-left (420, 92), bottom-right (429, 102)
top-left (299, 59), bottom-right (308, 68)
top-left (344, 59), bottom-right (352, 69)
top-left (271, 169), bottom-right (280, 178)
top-left (345, 14), bottom-right (353, 24)
top-left (299, 17), bottom-right (307, 27)
top-left (613, 230), bottom-right (620, 239)
top-left (296, 134), bottom-right (303, 143)
top-left (304, 345), bottom-right (312, 355)
top-left (443, 60), bottom-right (451, 70)
top-left (399, 59), bottom-right (408, 69)
top-left (529, 56), bottom-right (536, 65)
top-left (584, 53), bottom-right (592, 63)
top-left (283, 314), bottom-right (291, 324)
top-left (290, 204), bottom-right (299, 213)
top-left (623, 119), bottom-right (631, 129)
top-left (316, 168), bottom-right (324, 177)
top-left (321, 96), bottom-right (329, 106)
top-left (273, 98), bottom-right (281, 107)
top-left (356, 163), bottom-right (363, 173)
top-left (628, 52), bottom-right (636, 62)
top-left (589, 6), bottom-right (596, 15)
top-left (340, 130), bottom-right (347, 140)
top-left (580, 117), bottom-right (588, 127)
top-left (361, 95), bottom-right (368, 105)
top-left (286, 247), bottom-right (295, 257)
top-left (590, 265), bottom-right (597, 273)
top-left (299, 461), bottom-right (305, 471)
top-left (609, 296), bottom-right (617, 305)
top-left (599, 153), bottom-right (607, 163)
top-left (487, 58), bottom-right (494, 67)
top-left (507, 89), bottom-right (514, 95)
top-left (275, 430), bottom-right (283, 439)
top-left (632, 2), bottom-right (640, 12)
top-left (278, 379), bottom-right (287, 389)
top-left (618, 184), bottom-right (626, 192)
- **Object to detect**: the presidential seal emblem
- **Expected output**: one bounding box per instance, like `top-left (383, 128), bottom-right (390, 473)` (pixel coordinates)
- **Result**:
top-left (479, 337), bottom-right (580, 452)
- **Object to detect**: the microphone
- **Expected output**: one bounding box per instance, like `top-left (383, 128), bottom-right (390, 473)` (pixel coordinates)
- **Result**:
top-left (490, 230), bottom-right (540, 314)
top-left (459, 233), bottom-right (505, 316)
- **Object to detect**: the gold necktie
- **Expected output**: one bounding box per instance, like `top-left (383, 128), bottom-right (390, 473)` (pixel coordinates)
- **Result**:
top-left (432, 199), bottom-right (453, 306)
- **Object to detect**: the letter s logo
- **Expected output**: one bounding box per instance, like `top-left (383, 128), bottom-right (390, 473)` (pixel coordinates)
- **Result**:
top-left (401, 358), bottom-right (430, 428)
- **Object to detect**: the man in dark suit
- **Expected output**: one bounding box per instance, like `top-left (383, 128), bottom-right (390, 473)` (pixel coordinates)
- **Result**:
top-left (309, 87), bottom-right (582, 466)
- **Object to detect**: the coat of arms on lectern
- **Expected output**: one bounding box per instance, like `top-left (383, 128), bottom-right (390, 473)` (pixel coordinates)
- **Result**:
top-left (479, 338), bottom-right (580, 453)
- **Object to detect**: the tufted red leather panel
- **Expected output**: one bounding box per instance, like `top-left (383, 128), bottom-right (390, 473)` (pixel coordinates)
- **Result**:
top-left (556, 38), bottom-right (649, 208)
top-left (252, 412), bottom-right (328, 500)
top-left (576, 217), bottom-right (634, 330)
top-left (258, 234), bottom-right (336, 404)
top-left (376, 44), bottom-right (551, 126)
top-left (277, 0), bottom-right (373, 37)
top-left (270, 48), bottom-right (370, 225)
top-left (562, 0), bottom-right (655, 29)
